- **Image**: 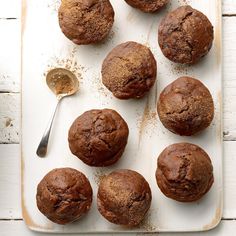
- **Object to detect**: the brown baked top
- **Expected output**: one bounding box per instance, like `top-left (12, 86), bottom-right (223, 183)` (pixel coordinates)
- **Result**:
top-left (156, 143), bottom-right (214, 202)
top-left (36, 168), bottom-right (93, 224)
top-left (157, 76), bottom-right (214, 136)
top-left (58, 0), bottom-right (114, 45)
top-left (124, 0), bottom-right (169, 12)
top-left (158, 5), bottom-right (214, 64)
top-left (97, 169), bottom-right (152, 226)
top-left (68, 109), bottom-right (129, 166)
top-left (102, 41), bottom-right (157, 99)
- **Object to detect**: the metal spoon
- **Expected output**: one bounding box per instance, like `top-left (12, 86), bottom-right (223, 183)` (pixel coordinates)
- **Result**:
top-left (36, 68), bottom-right (79, 157)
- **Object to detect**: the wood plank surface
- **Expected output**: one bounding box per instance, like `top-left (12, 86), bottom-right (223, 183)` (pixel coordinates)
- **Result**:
top-left (0, 0), bottom-right (236, 235)
top-left (223, 0), bottom-right (236, 15)
top-left (222, 142), bottom-right (236, 218)
top-left (0, 94), bottom-right (20, 143)
top-left (0, 145), bottom-right (21, 219)
top-left (222, 17), bottom-right (236, 140)
top-left (0, 19), bottom-right (20, 92)
top-left (1, 220), bottom-right (236, 236)
top-left (0, 0), bottom-right (20, 18)
top-left (0, 0), bottom-right (236, 18)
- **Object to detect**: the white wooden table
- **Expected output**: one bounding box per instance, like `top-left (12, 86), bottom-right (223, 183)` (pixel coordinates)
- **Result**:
top-left (0, 0), bottom-right (236, 235)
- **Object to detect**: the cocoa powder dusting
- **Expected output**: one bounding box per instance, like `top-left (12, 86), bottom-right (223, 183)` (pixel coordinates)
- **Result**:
top-left (44, 46), bottom-right (84, 82)
top-left (138, 212), bottom-right (157, 232)
top-left (138, 96), bottom-right (157, 145)
top-left (94, 170), bottom-right (107, 185)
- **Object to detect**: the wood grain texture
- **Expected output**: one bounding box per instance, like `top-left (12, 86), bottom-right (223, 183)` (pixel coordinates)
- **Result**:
top-left (223, 142), bottom-right (236, 218)
top-left (222, 17), bottom-right (236, 140)
top-left (0, 94), bottom-right (20, 143)
top-left (0, 220), bottom-right (236, 236)
top-left (0, 19), bottom-right (20, 92)
top-left (223, 0), bottom-right (236, 15)
top-left (0, 144), bottom-right (21, 219)
top-left (0, 0), bottom-right (235, 17)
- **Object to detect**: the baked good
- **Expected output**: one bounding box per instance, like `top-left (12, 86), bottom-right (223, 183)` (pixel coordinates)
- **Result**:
top-left (157, 76), bottom-right (214, 136)
top-left (158, 5), bottom-right (214, 64)
top-left (68, 109), bottom-right (129, 166)
top-left (36, 168), bottom-right (93, 224)
top-left (58, 0), bottom-right (114, 45)
top-left (156, 143), bottom-right (214, 202)
top-left (102, 41), bottom-right (157, 99)
top-left (97, 169), bottom-right (152, 226)
top-left (124, 0), bottom-right (169, 12)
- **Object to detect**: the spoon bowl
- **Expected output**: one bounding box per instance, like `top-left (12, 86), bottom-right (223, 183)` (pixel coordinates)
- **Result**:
top-left (46, 68), bottom-right (79, 99)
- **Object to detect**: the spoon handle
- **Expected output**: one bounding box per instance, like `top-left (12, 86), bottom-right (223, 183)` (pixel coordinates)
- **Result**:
top-left (36, 99), bottom-right (60, 157)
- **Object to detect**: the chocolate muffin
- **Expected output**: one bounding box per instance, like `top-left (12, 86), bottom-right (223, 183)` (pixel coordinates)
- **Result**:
top-left (102, 41), bottom-right (157, 99)
top-left (58, 0), bottom-right (114, 45)
top-left (157, 76), bottom-right (214, 136)
top-left (36, 168), bottom-right (93, 224)
top-left (156, 143), bottom-right (214, 202)
top-left (158, 5), bottom-right (214, 64)
top-left (68, 109), bottom-right (129, 167)
top-left (97, 169), bottom-right (152, 226)
top-left (124, 0), bottom-right (169, 12)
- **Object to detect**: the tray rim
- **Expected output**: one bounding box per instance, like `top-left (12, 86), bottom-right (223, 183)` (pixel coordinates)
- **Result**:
top-left (20, 0), bottom-right (223, 233)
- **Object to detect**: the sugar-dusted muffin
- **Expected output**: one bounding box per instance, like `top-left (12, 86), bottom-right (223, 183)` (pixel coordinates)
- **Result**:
top-left (68, 109), bottom-right (129, 166)
top-left (97, 169), bottom-right (152, 226)
top-left (157, 76), bottom-right (214, 136)
top-left (102, 41), bottom-right (157, 99)
top-left (124, 0), bottom-right (169, 13)
top-left (156, 143), bottom-right (214, 202)
top-left (36, 168), bottom-right (93, 224)
top-left (58, 0), bottom-right (114, 45)
top-left (158, 5), bottom-right (214, 64)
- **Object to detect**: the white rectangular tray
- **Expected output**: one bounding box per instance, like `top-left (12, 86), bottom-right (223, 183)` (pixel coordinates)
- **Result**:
top-left (21, 0), bottom-right (222, 233)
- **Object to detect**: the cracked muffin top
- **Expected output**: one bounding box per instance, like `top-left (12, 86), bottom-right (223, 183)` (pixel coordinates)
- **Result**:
top-left (157, 76), bottom-right (214, 136)
top-left (36, 168), bottom-right (93, 224)
top-left (156, 143), bottom-right (214, 202)
top-left (68, 109), bottom-right (129, 167)
top-left (158, 5), bottom-right (214, 64)
top-left (58, 0), bottom-right (114, 45)
top-left (97, 169), bottom-right (152, 226)
top-left (102, 41), bottom-right (157, 99)
top-left (124, 0), bottom-right (169, 13)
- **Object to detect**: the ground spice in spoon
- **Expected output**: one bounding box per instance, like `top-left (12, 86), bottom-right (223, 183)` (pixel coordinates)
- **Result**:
top-left (49, 73), bottom-right (75, 95)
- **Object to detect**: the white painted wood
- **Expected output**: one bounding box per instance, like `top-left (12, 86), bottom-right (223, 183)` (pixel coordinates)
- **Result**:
top-left (0, 0), bottom-right (235, 18)
top-left (0, 144), bottom-right (21, 219)
top-left (223, 142), bottom-right (236, 219)
top-left (0, 94), bottom-right (20, 143)
top-left (0, 220), bottom-right (236, 236)
top-left (0, 19), bottom-right (20, 93)
top-left (223, 0), bottom-right (236, 15)
top-left (0, 0), bottom-right (235, 234)
top-left (0, 0), bottom-right (20, 18)
top-left (222, 17), bottom-right (236, 141)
